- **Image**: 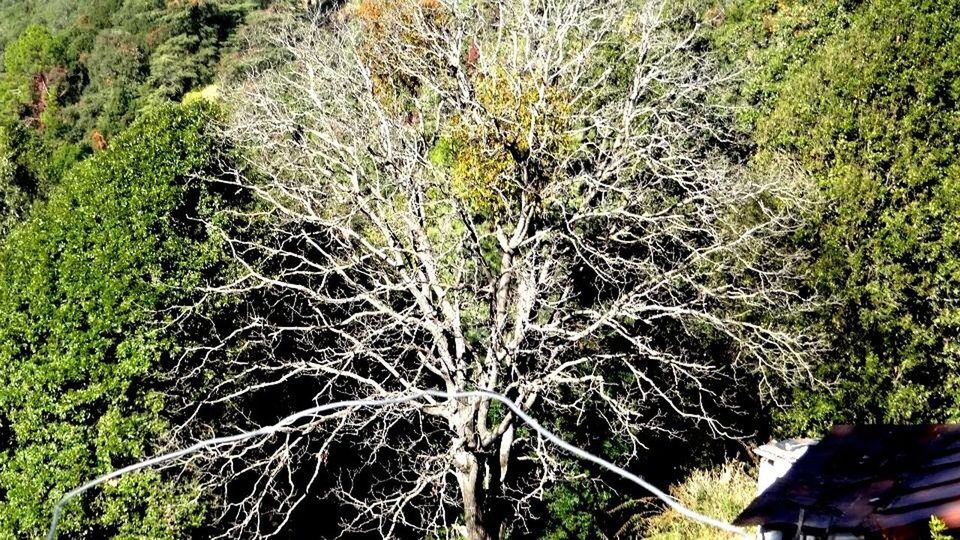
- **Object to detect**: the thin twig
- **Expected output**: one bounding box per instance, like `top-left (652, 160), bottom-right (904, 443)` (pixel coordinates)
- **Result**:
top-left (46, 389), bottom-right (749, 539)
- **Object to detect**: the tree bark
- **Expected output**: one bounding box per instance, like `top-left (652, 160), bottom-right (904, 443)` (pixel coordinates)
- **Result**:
top-left (456, 450), bottom-right (496, 540)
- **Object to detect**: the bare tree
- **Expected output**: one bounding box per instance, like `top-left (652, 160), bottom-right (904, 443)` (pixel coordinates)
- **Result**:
top-left (47, 390), bottom-right (750, 540)
top-left (189, 0), bottom-right (818, 537)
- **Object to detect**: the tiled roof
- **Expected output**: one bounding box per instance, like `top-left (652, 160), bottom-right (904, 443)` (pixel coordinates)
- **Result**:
top-left (734, 424), bottom-right (960, 535)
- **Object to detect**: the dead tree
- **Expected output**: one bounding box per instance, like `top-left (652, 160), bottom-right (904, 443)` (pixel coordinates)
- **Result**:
top-left (188, 0), bottom-right (819, 537)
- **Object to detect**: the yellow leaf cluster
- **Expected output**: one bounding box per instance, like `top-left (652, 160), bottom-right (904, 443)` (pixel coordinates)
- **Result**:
top-left (448, 69), bottom-right (574, 216)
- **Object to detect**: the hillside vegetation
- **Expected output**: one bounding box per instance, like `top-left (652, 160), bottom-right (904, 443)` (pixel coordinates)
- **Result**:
top-left (0, 0), bottom-right (957, 538)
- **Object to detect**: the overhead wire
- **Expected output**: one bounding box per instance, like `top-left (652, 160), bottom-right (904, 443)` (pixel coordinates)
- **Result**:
top-left (47, 389), bottom-right (750, 540)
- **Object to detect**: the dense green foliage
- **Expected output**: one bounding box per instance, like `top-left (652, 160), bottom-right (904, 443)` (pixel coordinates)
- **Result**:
top-left (0, 0), bottom-right (262, 223)
top-left (714, 0), bottom-right (960, 431)
top-left (0, 102), bottom-right (223, 537)
top-left (0, 2), bottom-right (302, 537)
top-left (0, 3), bottom-right (272, 519)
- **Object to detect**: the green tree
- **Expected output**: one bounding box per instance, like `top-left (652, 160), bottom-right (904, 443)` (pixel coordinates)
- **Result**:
top-left (0, 24), bottom-right (63, 124)
top-left (0, 102), bottom-right (225, 538)
top-left (714, 0), bottom-right (960, 430)
top-left (0, 23), bottom-right (87, 194)
top-left (0, 0), bottom-right (264, 209)
top-left (0, 124), bottom-right (31, 233)
top-left (141, 0), bottom-right (258, 105)
top-left (0, 0), bottom-right (88, 49)
top-left (76, 29), bottom-right (146, 139)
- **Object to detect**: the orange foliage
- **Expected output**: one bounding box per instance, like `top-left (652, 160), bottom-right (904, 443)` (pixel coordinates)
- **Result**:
top-left (465, 41), bottom-right (479, 68)
top-left (145, 28), bottom-right (164, 48)
top-left (91, 130), bottom-right (108, 152)
top-left (355, 0), bottom-right (385, 21)
top-left (353, 0), bottom-right (440, 21)
top-left (28, 70), bottom-right (58, 129)
top-left (349, 0), bottom-right (449, 101)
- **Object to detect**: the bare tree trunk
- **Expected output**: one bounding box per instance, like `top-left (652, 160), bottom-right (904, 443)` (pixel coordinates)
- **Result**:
top-left (455, 450), bottom-right (497, 540)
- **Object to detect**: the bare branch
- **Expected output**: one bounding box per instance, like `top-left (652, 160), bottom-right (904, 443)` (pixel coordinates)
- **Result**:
top-left (47, 390), bottom-right (750, 540)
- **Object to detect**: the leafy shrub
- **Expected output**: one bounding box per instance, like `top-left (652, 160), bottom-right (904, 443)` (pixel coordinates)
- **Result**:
top-left (616, 461), bottom-right (756, 539)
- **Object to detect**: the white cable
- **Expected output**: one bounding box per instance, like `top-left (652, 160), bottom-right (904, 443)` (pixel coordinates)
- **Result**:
top-left (46, 389), bottom-right (750, 539)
